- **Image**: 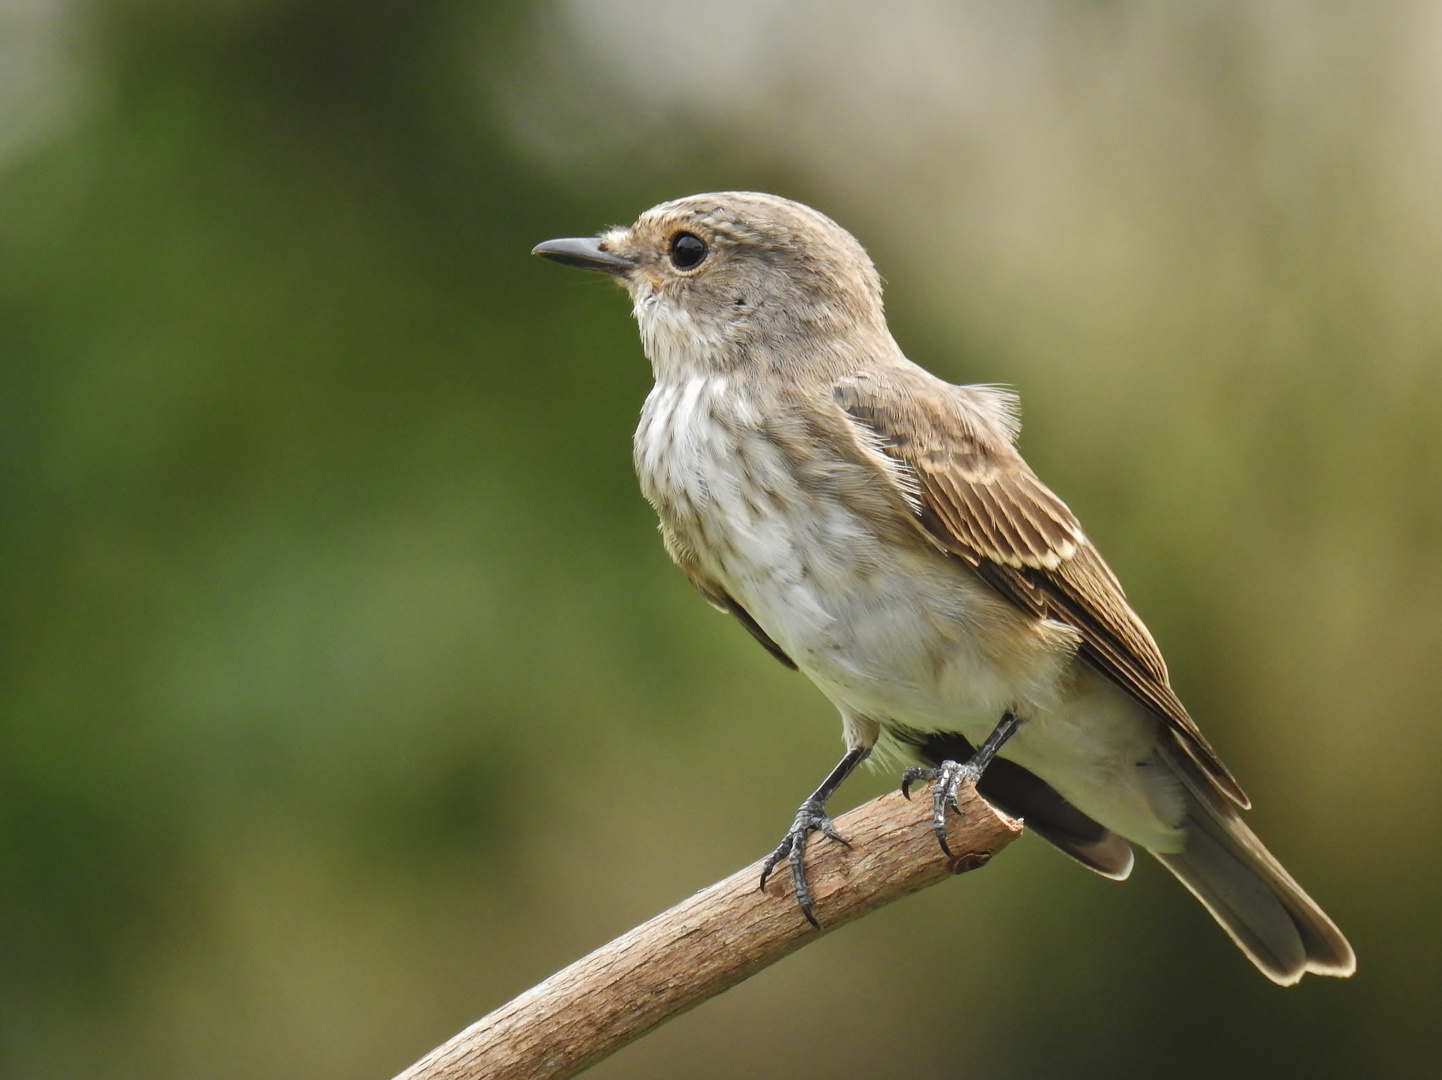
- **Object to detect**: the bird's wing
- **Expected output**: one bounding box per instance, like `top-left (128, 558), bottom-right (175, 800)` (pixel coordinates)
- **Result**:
top-left (831, 368), bottom-right (1248, 807)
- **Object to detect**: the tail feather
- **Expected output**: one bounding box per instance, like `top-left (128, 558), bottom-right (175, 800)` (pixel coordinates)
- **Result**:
top-left (1156, 748), bottom-right (1355, 985)
top-left (980, 758), bottom-right (1135, 881)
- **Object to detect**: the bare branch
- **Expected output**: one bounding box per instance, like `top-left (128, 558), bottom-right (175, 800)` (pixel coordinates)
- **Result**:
top-left (392, 785), bottom-right (1022, 1080)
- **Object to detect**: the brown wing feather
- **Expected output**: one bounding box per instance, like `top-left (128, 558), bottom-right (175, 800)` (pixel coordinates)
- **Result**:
top-left (832, 369), bottom-right (1248, 808)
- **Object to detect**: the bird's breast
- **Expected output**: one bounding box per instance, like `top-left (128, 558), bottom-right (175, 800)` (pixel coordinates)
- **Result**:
top-left (633, 376), bottom-right (1070, 728)
top-left (635, 376), bottom-right (835, 594)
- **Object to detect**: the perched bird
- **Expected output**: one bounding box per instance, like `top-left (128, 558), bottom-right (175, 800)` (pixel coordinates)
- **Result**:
top-left (532, 192), bottom-right (1355, 985)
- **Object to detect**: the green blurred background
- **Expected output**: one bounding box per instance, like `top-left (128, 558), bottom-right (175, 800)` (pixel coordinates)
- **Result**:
top-left (1, 1), bottom-right (1439, 1076)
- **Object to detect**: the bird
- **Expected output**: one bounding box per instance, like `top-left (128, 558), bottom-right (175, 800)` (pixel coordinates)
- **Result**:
top-left (532, 191), bottom-right (1355, 985)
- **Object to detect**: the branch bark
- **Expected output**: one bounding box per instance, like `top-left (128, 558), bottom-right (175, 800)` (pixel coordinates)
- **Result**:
top-left (392, 785), bottom-right (1022, 1080)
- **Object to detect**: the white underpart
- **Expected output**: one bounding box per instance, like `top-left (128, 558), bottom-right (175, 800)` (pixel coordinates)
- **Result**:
top-left (632, 296), bottom-right (1185, 852)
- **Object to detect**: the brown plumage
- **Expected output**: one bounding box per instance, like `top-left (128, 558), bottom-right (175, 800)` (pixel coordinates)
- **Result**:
top-left (533, 191), bottom-right (1355, 985)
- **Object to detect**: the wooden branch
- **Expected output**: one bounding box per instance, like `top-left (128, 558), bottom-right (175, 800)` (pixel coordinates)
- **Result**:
top-left (391, 785), bottom-right (1022, 1080)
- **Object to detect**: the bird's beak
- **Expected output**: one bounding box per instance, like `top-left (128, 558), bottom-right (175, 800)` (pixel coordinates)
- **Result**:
top-left (531, 237), bottom-right (637, 275)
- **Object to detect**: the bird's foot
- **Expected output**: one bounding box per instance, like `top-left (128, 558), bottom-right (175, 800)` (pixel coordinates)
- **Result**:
top-left (901, 758), bottom-right (982, 857)
top-left (901, 712), bottom-right (1022, 855)
top-left (758, 797), bottom-right (850, 928)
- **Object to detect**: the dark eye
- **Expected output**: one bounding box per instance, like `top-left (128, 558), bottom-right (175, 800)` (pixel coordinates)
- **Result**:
top-left (669, 232), bottom-right (708, 270)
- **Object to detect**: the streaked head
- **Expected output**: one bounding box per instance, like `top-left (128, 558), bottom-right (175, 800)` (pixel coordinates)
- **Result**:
top-left (533, 192), bottom-right (887, 378)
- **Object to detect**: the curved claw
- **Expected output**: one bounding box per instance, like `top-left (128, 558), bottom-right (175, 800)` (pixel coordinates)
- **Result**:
top-left (900, 765), bottom-right (937, 801)
top-left (758, 799), bottom-right (849, 928)
top-left (817, 816), bottom-right (850, 846)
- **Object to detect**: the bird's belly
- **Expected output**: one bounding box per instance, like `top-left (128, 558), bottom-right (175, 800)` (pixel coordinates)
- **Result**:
top-left (739, 547), bottom-right (1033, 730)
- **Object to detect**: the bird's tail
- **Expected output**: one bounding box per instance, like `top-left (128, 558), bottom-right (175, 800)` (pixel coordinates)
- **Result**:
top-left (1153, 748), bottom-right (1355, 985)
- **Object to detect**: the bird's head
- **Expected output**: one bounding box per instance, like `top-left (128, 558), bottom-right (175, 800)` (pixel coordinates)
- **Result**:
top-left (533, 192), bottom-right (888, 380)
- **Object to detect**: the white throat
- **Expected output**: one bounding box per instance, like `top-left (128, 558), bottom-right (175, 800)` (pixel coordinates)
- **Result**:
top-left (633, 290), bottom-right (726, 384)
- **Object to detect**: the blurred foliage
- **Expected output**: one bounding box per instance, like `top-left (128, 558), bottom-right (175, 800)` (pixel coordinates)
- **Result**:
top-left (0, 1), bottom-right (1439, 1077)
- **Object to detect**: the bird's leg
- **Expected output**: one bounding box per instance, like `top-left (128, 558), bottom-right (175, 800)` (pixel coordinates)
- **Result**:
top-left (759, 745), bottom-right (869, 928)
top-left (901, 712), bottom-right (1023, 856)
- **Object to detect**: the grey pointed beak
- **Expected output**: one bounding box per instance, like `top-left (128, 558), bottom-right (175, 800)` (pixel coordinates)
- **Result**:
top-left (531, 236), bottom-right (637, 275)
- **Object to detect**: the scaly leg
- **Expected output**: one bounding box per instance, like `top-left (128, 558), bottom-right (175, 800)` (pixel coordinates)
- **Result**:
top-left (759, 745), bottom-right (869, 927)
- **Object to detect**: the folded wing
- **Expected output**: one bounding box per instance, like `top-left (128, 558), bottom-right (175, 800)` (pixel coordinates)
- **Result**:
top-left (831, 368), bottom-right (1248, 808)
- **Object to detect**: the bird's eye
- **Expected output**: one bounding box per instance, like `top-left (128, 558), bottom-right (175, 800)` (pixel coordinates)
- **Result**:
top-left (669, 232), bottom-right (708, 270)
